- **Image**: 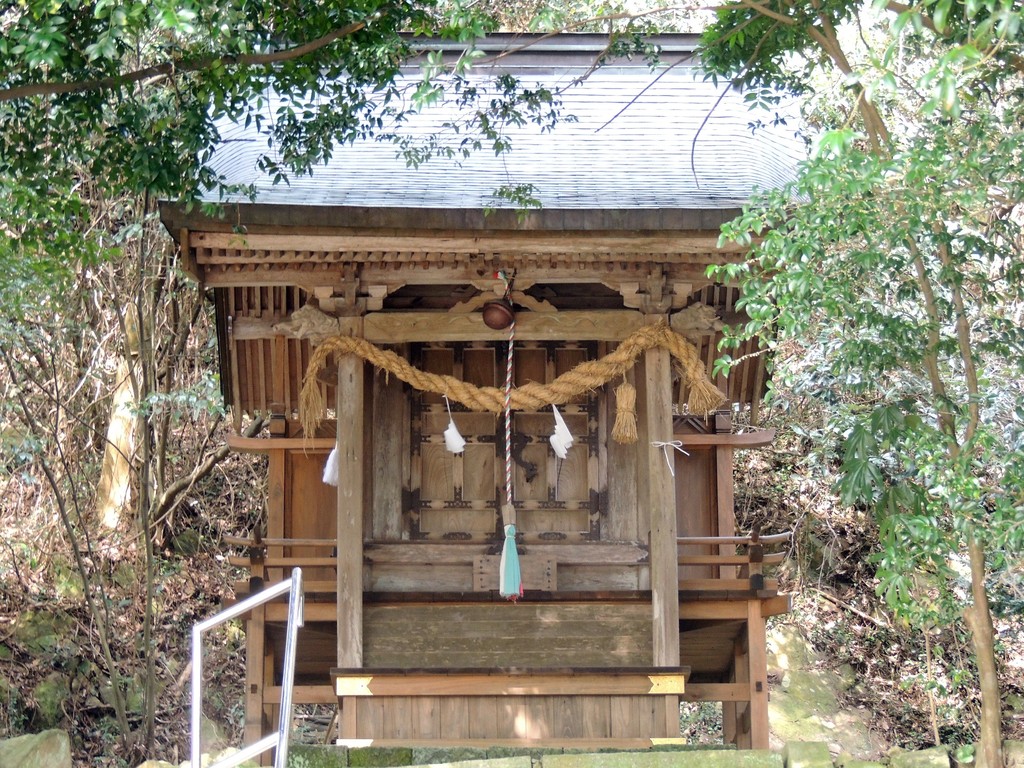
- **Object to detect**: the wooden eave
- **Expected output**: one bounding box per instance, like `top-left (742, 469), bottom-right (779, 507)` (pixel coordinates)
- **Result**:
top-left (163, 201), bottom-right (768, 416)
top-left (160, 203), bottom-right (748, 289)
top-left (159, 202), bottom-right (743, 240)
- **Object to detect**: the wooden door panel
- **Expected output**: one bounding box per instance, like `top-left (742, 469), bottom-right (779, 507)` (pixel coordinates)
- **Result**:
top-left (411, 342), bottom-right (601, 543)
top-left (462, 444), bottom-right (497, 501)
top-left (420, 444), bottom-right (455, 500)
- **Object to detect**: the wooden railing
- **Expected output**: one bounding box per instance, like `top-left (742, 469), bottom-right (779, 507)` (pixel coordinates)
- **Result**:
top-left (676, 529), bottom-right (791, 595)
top-left (224, 534), bottom-right (338, 594)
top-left (225, 529), bottom-right (791, 597)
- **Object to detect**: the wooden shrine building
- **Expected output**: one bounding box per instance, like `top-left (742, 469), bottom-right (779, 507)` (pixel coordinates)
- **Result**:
top-left (160, 33), bottom-right (803, 753)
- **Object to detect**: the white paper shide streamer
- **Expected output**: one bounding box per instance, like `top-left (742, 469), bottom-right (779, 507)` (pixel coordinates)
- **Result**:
top-left (322, 446), bottom-right (340, 486)
top-left (443, 395), bottom-right (466, 454)
top-left (549, 404), bottom-right (574, 459)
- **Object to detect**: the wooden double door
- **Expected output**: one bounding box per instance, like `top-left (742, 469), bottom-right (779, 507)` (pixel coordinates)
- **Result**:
top-left (409, 341), bottom-right (603, 542)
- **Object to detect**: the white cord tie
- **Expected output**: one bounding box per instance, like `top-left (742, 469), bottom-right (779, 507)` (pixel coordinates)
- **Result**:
top-left (651, 440), bottom-right (689, 476)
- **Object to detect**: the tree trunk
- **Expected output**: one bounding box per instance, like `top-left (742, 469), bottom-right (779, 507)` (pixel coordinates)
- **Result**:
top-left (964, 533), bottom-right (1003, 768)
top-left (95, 358), bottom-right (138, 528)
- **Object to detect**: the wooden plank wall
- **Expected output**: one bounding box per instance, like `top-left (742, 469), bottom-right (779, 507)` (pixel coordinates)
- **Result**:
top-left (223, 285), bottom-right (335, 424)
top-left (675, 447), bottom-right (717, 580)
top-left (341, 693), bottom-right (675, 742)
top-left (285, 451), bottom-right (336, 584)
top-left (680, 285), bottom-right (767, 422)
top-left (362, 542), bottom-right (650, 593)
top-left (363, 603), bottom-right (652, 668)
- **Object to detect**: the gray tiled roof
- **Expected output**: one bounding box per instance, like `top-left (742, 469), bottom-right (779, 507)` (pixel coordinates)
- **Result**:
top-left (206, 38), bottom-right (804, 211)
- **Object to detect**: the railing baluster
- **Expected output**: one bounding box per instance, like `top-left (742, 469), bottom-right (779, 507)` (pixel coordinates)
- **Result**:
top-left (676, 530), bottom-right (791, 592)
top-left (191, 568), bottom-right (304, 768)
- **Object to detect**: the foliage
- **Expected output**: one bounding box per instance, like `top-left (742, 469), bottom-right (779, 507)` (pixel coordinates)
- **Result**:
top-left (700, 0), bottom-right (1024, 164)
top-left (715, 68), bottom-right (1024, 613)
top-left (704, 0), bottom-right (1024, 753)
top-left (0, 0), bottom-right (427, 192)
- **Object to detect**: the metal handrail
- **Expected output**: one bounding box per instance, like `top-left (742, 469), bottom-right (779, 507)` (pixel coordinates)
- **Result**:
top-left (191, 568), bottom-right (304, 768)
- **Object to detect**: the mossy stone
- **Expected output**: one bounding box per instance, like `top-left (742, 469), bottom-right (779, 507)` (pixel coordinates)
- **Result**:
top-left (890, 747), bottom-right (950, 768)
top-left (837, 754), bottom-right (886, 768)
top-left (412, 748), bottom-right (489, 764)
top-left (784, 742), bottom-right (833, 768)
top-left (1004, 741), bottom-right (1024, 768)
top-left (31, 672), bottom-right (71, 728)
top-left (768, 624), bottom-right (819, 671)
top-left (288, 744), bottom-right (348, 768)
top-left (13, 611), bottom-right (75, 655)
top-left (481, 747), bottom-right (537, 760)
top-left (445, 758), bottom-right (532, 768)
top-left (0, 729), bottom-right (72, 768)
top-left (347, 747), bottom-right (413, 767)
top-left (543, 750), bottom-right (783, 768)
top-left (52, 558), bottom-right (84, 600)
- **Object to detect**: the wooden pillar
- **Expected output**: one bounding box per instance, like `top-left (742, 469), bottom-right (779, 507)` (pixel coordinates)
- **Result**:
top-left (337, 318), bottom-right (365, 667)
top-left (267, 450), bottom-right (286, 583)
top-left (715, 413), bottom-right (736, 580)
top-left (244, 591), bottom-right (268, 750)
top-left (370, 365), bottom-right (407, 540)
top-left (722, 698), bottom-right (737, 746)
top-left (747, 599), bottom-right (770, 749)
top-left (639, 335), bottom-right (680, 667)
top-left (731, 633), bottom-right (751, 749)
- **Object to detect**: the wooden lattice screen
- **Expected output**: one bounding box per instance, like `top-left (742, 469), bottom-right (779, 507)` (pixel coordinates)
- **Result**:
top-left (409, 341), bottom-right (602, 542)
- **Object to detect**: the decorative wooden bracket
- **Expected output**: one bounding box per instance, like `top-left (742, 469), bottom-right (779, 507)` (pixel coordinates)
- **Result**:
top-left (364, 285), bottom-right (390, 312)
top-left (613, 267), bottom-right (675, 313)
top-left (449, 280), bottom-right (556, 314)
top-left (669, 302), bottom-right (724, 341)
top-left (311, 266), bottom-right (406, 315)
top-left (313, 264), bottom-right (361, 314)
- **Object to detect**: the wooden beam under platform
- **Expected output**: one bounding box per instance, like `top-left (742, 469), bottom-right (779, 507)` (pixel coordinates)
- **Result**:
top-left (679, 595), bottom-right (792, 620)
top-left (332, 668), bottom-right (689, 697)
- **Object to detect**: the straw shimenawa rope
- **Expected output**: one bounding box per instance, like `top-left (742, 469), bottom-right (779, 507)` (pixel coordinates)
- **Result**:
top-left (611, 381), bottom-right (638, 445)
top-left (299, 320), bottom-right (725, 437)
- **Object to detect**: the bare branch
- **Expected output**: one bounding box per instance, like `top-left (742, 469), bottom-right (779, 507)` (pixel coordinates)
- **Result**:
top-left (595, 51), bottom-right (696, 132)
top-left (0, 19), bottom-right (367, 103)
top-left (153, 415), bottom-right (265, 524)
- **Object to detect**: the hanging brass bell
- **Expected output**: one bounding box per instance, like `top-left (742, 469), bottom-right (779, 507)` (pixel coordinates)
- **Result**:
top-left (482, 298), bottom-right (515, 329)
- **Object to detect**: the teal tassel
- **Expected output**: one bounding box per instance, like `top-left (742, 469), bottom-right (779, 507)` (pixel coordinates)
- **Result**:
top-left (499, 524), bottom-right (522, 601)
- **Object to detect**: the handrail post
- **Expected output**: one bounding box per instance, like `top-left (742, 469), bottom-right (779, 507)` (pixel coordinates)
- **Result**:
top-left (191, 568), bottom-right (303, 768)
top-left (274, 568), bottom-right (304, 768)
top-left (190, 610), bottom-right (204, 768)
